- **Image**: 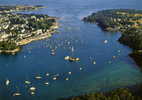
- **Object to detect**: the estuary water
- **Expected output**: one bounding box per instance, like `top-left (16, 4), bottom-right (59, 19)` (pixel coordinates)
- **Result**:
top-left (0, 0), bottom-right (142, 100)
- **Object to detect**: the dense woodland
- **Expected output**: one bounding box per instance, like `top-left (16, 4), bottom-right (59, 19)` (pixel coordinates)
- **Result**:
top-left (60, 87), bottom-right (142, 100)
top-left (83, 9), bottom-right (142, 32)
top-left (0, 40), bottom-right (18, 50)
top-left (83, 9), bottom-right (142, 68)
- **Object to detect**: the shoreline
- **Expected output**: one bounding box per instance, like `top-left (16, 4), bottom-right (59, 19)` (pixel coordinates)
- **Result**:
top-left (0, 5), bottom-right (46, 13)
top-left (0, 5), bottom-right (59, 54)
top-left (0, 22), bottom-right (59, 54)
top-left (17, 22), bottom-right (59, 46)
top-left (0, 47), bottom-right (21, 55)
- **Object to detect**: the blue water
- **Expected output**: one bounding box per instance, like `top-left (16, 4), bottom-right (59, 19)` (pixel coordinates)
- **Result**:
top-left (0, 0), bottom-right (142, 100)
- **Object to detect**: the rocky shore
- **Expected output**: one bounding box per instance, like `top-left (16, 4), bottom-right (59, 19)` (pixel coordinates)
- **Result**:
top-left (0, 5), bottom-right (58, 54)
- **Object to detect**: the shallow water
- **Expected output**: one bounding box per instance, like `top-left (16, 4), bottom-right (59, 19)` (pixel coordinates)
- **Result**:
top-left (0, 0), bottom-right (142, 100)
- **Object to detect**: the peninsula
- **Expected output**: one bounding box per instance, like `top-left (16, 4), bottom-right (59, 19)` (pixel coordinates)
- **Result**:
top-left (83, 9), bottom-right (142, 68)
top-left (0, 5), bottom-right (58, 54)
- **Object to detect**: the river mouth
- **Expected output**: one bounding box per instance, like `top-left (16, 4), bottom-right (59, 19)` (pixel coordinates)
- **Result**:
top-left (0, 0), bottom-right (142, 100)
